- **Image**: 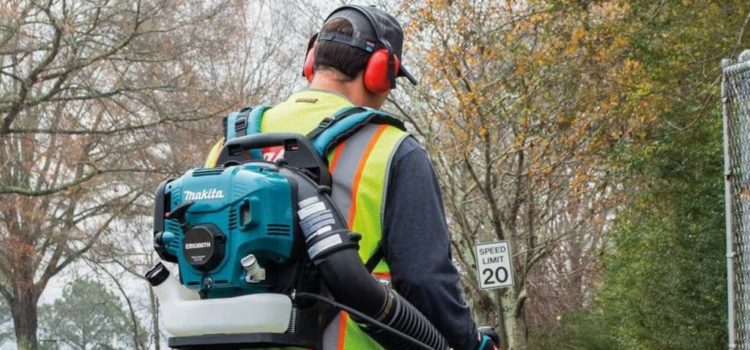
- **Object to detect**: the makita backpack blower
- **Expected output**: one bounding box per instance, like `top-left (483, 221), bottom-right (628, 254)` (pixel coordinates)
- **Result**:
top-left (146, 116), bottom-right (450, 349)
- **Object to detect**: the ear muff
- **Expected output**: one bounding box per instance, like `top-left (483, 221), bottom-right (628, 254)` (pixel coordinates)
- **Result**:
top-left (303, 34), bottom-right (318, 83)
top-left (364, 49), bottom-right (399, 94)
top-left (304, 44), bottom-right (316, 83)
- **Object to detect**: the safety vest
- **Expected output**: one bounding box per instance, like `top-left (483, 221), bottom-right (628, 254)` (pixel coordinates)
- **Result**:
top-left (204, 90), bottom-right (409, 349)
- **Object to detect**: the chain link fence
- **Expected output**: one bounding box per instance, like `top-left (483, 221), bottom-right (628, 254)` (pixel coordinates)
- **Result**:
top-left (724, 53), bottom-right (750, 350)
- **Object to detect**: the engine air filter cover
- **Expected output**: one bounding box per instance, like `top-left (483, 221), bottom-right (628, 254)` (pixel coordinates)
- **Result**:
top-left (183, 224), bottom-right (225, 270)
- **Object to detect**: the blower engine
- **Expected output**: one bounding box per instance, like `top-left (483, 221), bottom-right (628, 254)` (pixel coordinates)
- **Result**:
top-left (153, 162), bottom-right (299, 298)
top-left (147, 132), bottom-right (450, 350)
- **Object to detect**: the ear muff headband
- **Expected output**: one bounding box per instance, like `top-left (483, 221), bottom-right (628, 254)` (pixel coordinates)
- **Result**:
top-left (318, 32), bottom-right (375, 53)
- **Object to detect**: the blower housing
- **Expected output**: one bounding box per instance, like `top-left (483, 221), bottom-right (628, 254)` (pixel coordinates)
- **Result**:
top-left (154, 163), bottom-right (302, 298)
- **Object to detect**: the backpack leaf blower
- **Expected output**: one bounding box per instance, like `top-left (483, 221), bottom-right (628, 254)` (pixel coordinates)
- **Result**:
top-left (146, 130), bottom-right (448, 350)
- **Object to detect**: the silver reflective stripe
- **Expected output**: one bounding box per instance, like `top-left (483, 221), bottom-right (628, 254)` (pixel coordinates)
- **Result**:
top-left (322, 313), bottom-right (342, 350)
top-left (330, 123), bottom-right (381, 225)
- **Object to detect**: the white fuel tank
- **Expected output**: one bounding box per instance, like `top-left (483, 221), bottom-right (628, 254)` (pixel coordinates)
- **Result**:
top-left (153, 271), bottom-right (292, 337)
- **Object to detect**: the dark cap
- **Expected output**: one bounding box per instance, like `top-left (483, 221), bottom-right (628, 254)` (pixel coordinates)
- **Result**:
top-left (323, 5), bottom-right (417, 86)
top-left (145, 262), bottom-right (169, 287)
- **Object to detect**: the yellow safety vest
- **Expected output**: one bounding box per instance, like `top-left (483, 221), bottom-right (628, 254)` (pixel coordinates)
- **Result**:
top-left (204, 89), bottom-right (409, 349)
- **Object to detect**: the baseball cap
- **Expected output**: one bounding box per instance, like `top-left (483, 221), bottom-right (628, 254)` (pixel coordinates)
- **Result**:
top-left (321, 5), bottom-right (417, 86)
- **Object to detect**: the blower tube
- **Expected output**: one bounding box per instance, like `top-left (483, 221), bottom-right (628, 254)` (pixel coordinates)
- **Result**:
top-left (282, 167), bottom-right (449, 350)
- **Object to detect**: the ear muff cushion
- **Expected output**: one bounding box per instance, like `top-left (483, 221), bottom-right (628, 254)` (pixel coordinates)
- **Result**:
top-left (364, 49), bottom-right (399, 93)
top-left (303, 34), bottom-right (318, 83)
top-left (304, 45), bottom-right (316, 83)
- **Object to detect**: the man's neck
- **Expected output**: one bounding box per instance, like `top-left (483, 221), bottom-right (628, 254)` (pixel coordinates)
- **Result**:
top-left (309, 70), bottom-right (376, 108)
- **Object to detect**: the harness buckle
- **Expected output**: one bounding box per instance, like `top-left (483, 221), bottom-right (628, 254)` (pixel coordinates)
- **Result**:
top-left (234, 117), bottom-right (248, 132)
top-left (317, 117), bottom-right (334, 129)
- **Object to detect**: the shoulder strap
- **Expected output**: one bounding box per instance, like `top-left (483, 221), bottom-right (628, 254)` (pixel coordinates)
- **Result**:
top-left (223, 105), bottom-right (273, 140)
top-left (364, 242), bottom-right (384, 273)
top-left (307, 107), bottom-right (407, 159)
top-left (245, 105), bottom-right (272, 136)
top-left (217, 105), bottom-right (272, 165)
top-left (223, 106), bottom-right (252, 140)
top-left (306, 107), bottom-right (367, 140)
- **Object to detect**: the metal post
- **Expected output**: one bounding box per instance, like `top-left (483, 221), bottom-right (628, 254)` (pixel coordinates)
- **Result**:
top-left (723, 57), bottom-right (737, 350)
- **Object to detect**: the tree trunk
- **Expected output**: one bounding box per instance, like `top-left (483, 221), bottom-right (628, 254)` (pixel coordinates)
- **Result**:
top-left (149, 287), bottom-right (161, 350)
top-left (501, 287), bottom-right (528, 350)
top-left (491, 290), bottom-right (509, 350)
top-left (11, 289), bottom-right (40, 350)
top-left (9, 232), bottom-right (41, 350)
top-left (512, 311), bottom-right (528, 350)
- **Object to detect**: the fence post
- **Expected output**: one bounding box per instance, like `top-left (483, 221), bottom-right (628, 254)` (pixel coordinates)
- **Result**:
top-left (723, 57), bottom-right (737, 350)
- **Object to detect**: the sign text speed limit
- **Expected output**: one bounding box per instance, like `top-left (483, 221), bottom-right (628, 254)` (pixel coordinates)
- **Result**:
top-left (475, 241), bottom-right (514, 290)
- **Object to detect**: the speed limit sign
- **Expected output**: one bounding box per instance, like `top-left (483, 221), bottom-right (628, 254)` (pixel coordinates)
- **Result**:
top-left (475, 241), bottom-right (514, 290)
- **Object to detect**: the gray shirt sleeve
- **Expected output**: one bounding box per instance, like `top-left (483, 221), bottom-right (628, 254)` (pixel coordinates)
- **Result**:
top-left (382, 136), bottom-right (480, 350)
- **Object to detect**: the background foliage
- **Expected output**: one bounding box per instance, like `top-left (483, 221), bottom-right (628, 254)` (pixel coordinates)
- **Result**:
top-left (530, 1), bottom-right (748, 349)
top-left (38, 279), bottom-right (144, 350)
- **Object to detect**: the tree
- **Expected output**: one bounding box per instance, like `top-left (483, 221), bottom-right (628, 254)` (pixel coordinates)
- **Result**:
top-left (526, 1), bottom-right (749, 348)
top-left (0, 1), bottom-right (242, 348)
top-left (38, 279), bottom-right (141, 350)
top-left (83, 2), bottom-right (310, 348)
top-left (396, 1), bottom-right (653, 347)
top-left (0, 297), bottom-right (12, 346)
top-left (592, 1), bottom-right (749, 348)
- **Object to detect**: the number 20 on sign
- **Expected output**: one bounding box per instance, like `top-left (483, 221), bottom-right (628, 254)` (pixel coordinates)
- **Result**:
top-left (475, 241), bottom-right (514, 290)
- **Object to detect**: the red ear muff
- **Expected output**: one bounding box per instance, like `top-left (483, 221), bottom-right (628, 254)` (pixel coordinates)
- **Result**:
top-left (303, 45), bottom-right (316, 83)
top-left (303, 34), bottom-right (318, 83)
top-left (364, 49), bottom-right (399, 94)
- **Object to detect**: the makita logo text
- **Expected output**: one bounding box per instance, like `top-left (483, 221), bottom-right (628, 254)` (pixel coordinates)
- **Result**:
top-left (185, 242), bottom-right (211, 250)
top-left (184, 189), bottom-right (224, 201)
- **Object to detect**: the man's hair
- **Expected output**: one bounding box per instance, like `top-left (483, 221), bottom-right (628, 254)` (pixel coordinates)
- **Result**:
top-left (314, 18), bottom-right (370, 81)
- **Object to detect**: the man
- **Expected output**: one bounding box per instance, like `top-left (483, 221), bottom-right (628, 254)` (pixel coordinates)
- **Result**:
top-left (205, 5), bottom-right (499, 350)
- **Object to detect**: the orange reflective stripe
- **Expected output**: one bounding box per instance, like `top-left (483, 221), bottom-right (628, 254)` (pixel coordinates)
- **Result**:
top-left (329, 141), bottom-right (346, 173)
top-left (372, 272), bottom-right (391, 279)
top-left (347, 124), bottom-right (389, 228)
top-left (337, 312), bottom-right (348, 350)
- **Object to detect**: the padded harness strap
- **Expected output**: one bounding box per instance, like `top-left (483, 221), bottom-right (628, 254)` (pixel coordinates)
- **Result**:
top-left (308, 107), bottom-right (406, 159)
top-left (306, 107), bottom-right (367, 140)
top-left (224, 105), bottom-right (406, 162)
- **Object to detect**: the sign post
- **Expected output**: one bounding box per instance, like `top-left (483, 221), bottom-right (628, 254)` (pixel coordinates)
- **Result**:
top-left (475, 241), bottom-right (514, 290)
